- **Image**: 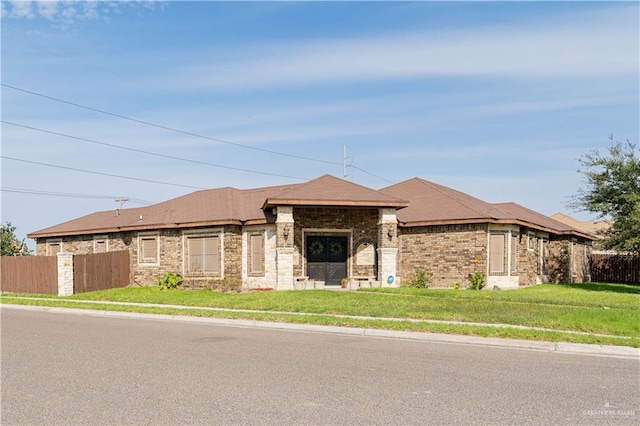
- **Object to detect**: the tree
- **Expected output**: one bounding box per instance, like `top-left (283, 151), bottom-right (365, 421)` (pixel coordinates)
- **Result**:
top-left (1, 222), bottom-right (32, 256)
top-left (570, 138), bottom-right (640, 254)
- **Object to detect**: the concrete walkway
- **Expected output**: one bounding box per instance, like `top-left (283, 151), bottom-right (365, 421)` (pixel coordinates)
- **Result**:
top-left (2, 298), bottom-right (638, 360)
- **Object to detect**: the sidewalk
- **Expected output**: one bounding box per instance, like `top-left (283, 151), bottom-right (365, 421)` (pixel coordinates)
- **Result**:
top-left (2, 298), bottom-right (638, 360)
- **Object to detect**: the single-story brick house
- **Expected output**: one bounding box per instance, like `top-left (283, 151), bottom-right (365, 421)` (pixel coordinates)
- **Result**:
top-left (28, 175), bottom-right (593, 290)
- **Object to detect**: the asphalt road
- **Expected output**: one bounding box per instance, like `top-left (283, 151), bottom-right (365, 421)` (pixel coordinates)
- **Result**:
top-left (2, 307), bottom-right (638, 425)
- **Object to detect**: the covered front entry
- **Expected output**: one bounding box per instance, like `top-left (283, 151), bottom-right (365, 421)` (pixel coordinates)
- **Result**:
top-left (306, 235), bottom-right (348, 286)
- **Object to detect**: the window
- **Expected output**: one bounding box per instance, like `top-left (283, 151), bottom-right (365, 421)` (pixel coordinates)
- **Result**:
top-left (249, 233), bottom-right (265, 275)
top-left (47, 239), bottom-right (62, 256)
top-left (188, 235), bottom-right (220, 273)
top-left (139, 234), bottom-right (158, 264)
top-left (489, 233), bottom-right (505, 273)
top-left (94, 236), bottom-right (108, 253)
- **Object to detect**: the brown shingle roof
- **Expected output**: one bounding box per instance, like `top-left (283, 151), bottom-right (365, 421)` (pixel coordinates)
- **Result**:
top-left (263, 174), bottom-right (408, 209)
top-left (28, 175), bottom-right (593, 241)
top-left (28, 183), bottom-right (298, 238)
top-left (380, 177), bottom-right (512, 225)
top-left (382, 178), bottom-right (594, 239)
top-left (494, 203), bottom-right (592, 238)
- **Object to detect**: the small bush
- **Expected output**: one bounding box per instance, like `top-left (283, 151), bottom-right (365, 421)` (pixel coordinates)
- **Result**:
top-left (469, 272), bottom-right (486, 290)
top-left (451, 282), bottom-right (461, 290)
top-left (157, 273), bottom-right (183, 290)
top-left (406, 268), bottom-right (433, 288)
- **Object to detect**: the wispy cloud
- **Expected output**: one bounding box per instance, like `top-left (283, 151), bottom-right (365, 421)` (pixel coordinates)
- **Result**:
top-left (1, 0), bottom-right (166, 26)
top-left (163, 5), bottom-right (637, 91)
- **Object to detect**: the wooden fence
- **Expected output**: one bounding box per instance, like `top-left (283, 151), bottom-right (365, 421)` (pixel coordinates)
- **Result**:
top-left (74, 250), bottom-right (130, 294)
top-left (590, 254), bottom-right (640, 284)
top-left (0, 255), bottom-right (58, 294)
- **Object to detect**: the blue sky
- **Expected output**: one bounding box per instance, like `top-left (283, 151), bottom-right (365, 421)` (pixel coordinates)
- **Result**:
top-left (1, 1), bottom-right (639, 248)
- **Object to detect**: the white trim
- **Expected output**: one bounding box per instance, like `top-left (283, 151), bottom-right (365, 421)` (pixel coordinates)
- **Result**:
top-left (507, 229), bottom-right (512, 276)
top-left (527, 231), bottom-right (536, 252)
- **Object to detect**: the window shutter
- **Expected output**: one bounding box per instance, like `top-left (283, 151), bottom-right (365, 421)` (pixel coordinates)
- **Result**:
top-left (48, 242), bottom-right (61, 256)
top-left (250, 234), bottom-right (264, 273)
top-left (142, 237), bottom-right (157, 262)
top-left (511, 234), bottom-right (518, 273)
top-left (489, 234), bottom-right (505, 273)
top-left (95, 240), bottom-right (106, 253)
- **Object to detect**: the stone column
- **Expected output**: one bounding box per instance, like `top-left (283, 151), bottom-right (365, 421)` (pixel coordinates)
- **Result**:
top-left (57, 252), bottom-right (74, 296)
top-left (378, 208), bottom-right (399, 287)
top-left (275, 206), bottom-right (294, 290)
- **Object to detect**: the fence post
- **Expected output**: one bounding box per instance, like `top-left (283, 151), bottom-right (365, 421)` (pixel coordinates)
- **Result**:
top-left (57, 252), bottom-right (74, 296)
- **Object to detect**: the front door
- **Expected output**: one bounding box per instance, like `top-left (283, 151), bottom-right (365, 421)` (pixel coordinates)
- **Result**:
top-left (306, 235), bottom-right (348, 286)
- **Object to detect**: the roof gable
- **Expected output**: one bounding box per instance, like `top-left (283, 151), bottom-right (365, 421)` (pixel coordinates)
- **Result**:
top-left (263, 174), bottom-right (408, 209)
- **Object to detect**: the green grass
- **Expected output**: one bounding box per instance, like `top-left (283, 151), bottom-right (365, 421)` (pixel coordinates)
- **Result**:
top-left (2, 282), bottom-right (638, 347)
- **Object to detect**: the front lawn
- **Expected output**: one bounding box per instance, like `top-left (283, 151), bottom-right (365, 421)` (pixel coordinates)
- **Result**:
top-left (2, 282), bottom-right (638, 347)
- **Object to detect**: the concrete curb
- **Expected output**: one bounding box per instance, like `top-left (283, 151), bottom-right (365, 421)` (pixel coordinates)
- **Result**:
top-left (3, 304), bottom-right (638, 360)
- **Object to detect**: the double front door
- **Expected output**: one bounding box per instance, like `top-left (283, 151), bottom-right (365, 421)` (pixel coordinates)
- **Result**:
top-left (306, 235), bottom-right (348, 286)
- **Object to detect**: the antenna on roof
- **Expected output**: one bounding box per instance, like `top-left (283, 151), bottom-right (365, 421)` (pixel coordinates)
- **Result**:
top-left (343, 145), bottom-right (353, 180)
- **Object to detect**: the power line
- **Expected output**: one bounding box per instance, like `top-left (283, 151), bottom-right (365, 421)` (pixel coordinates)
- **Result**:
top-left (1, 187), bottom-right (153, 205)
top-left (350, 165), bottom-right (395, 184)
top-left (2, 83), bottom-right (343, 166)
top-left (3, 42), bottom-right (394, 184)
top-left (2, 121), bottom-right (308, 181)
top-left (1, 156), bottom-right (208, 190)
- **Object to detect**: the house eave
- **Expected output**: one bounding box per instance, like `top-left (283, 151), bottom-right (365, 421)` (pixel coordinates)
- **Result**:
top-left (28, 218), bottom-right (253, 239)
top-left (398, 218), bottom-right (595, 240)
top-left (262, 198), bottom-right (409, 210)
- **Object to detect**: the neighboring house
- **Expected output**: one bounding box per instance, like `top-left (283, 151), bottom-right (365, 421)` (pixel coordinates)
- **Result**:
top-left (550, 212), bottom-right (612, 251)
top-left (28, 175), bottom-right (594, 290)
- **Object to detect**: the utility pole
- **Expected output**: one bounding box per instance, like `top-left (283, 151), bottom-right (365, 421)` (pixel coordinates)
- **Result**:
top-left (115, 197), bottom-right (129, 216)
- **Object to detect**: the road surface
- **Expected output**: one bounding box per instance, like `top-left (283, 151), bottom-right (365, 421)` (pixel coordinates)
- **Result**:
top-left (2, 307), bottom-right (638, 425)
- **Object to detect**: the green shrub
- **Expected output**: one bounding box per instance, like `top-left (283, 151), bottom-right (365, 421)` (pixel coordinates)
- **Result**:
top-left (157, 273), bottom-right (183, 290)
top-left (469, 272), bottom-right (486, 290)
top-left (406, 268), bottom-right (433, 288)
top-left (451, 282), bottom-right (461, 290)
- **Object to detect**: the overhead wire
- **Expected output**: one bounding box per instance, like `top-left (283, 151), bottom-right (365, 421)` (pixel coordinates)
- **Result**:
top-left (2, 83), bottom-right (343, 167)
top-left (2, 83), bottom-right (395, 184)
top-left (1, 156), bottom-right (209, 190)
top-left (2, 121), bottom-right (308, 181)
top-left (1, 187), bottom-right (153, 205)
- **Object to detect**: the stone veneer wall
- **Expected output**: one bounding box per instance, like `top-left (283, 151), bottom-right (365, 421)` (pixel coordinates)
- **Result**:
top-left (546, 237), bottom-right (591, 283)
top-left (399, 224), bottom-right (488, 288)
top-left (517, 230), bottom-right (541, 286)
top-left (292, 208), bottom-right (379, 278)
top-left (222, 225), bottom-right (242, 282)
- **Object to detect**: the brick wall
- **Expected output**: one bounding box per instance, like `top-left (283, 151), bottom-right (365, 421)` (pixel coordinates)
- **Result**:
top-left (399, 224), bottom-right (487, 288)
top-left (517, 231), bottom-right (541, 286)
top-left (546, 237), bottom-right (591, 283)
